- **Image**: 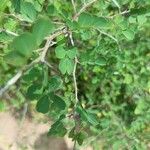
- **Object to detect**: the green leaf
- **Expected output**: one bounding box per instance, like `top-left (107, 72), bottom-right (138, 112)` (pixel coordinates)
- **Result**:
top-left (137, 15), bottom-right (147, 25)
top-left (22, 67), bottom-right (42, 82)
top-left (93, 16), bottom-right (110, 28)
top-left (76, 106), bottom-right (99, 126)
top-left (36, 95), bottom-right (50, 114)
top-left (129, 17), bottom-right (137, 24)
top-left (112, 0), bottom-right (120, 9)
top-left (32, 17), bottom-right (55, 45)
top-left (59, 58), bottom-right (74, 74)
top-left (47, 4), bottom-right (57, 16)
top-left (66, 20), bottom-right (79, 30)
top-left (10, 32), bottom-right (36, 57)
top-left (0, 0), bottom-right (8, 24)
top-left (26, 84), bottom-right (43, 100)
top-left (78, 13), bottom-right (110, 28)
top-left (48, 120), bottom-right (67, 137)
top-left (95, 57), bottom-right (107, 66)
top-left (55, 45), bottom-right (66, 59)
top-left (12, 0), bottom-right (21, 13)
top-left (49, 76), bottom-right (62, 91)
top-left (78, 13), bottom-right (94, 27)
top-left (66, 48), bottom-right (77, 59)
top-left (0, 32), bottom-right (13, 43)
top-left (4, 51), bottom-right (27, 66)
top-left (112, 141), bottom-right (122, 150)
top-left (122, 29), bottom-right (135, 40)
top-left (33, 1), bottom-right (43, 12)
top-left (124, 74), bottom-right (133, 84)
top-left (50, 94), bottom-right (66, 110)
top-left (80, 51), bottom-right (91, 65)
top-left (76, 132), bottom-right (88, 145)
top-left (0, 0), bottom-right (8, 13)
top-left (80, 30), bottom-right (92, 40)
top-left (68, 127), bottom-right (75, 138)
top-left (134, 100), bottom-right (147, 115)
top-left (20, 2), bottom-right (37, 22)
top-left (86, 113), bottom-right (99, 126)
top-left (130, 6), bottom-right (150, 16)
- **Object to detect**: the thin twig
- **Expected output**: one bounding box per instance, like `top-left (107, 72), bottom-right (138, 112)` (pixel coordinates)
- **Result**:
top-left (43, 60), bottom-right (53, 68)
top-left (40, 39), bottom-right (52, 62)
top-left (35, 41), bottom-right (57, 52)
top-left (69, 32), bottom-right (79, 150)
top-left (20, 103), bottom-right (28, 127)
top-left (0, 70), bottom-right (23, 97)
top-left (108, 10), bottom-right (130, 19)
top-left (73, 57), bottom-right (78, 105)
top-left (98, 29), bottom-right (118, 43)
top-left (4, 13), bottom-right (27, 22)
top-left (112, 0), bottom-right (121, 11)
top-left (73, 0), bottom-right (97, 20)
top-left (53, 21), bottom-right (65, 25)
top-left (71, 0), bottom-right (77, 14)
top-left (0, 28), bottom-right (19, 36)
top-left (69, 32), bottom-right (79, 105)
top-left (83, 0), bottom-right (86, 5)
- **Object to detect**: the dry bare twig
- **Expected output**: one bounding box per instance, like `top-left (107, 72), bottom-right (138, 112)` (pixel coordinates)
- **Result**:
top-left (0, 27), bottom-right (67, 97)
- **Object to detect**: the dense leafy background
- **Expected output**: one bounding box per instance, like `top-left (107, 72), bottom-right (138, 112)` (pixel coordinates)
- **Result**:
top-left (0, 0), bottom-right (150, 149)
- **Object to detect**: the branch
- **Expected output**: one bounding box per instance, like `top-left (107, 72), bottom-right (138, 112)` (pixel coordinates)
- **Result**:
top-left (0, 58), bottom-right (40, 98)
top-left (108, 10), bottom-right (130, 18)
top-left (69, 32), bottom-right (79, 105)
top-left (4, 13), bottom-right (27, 22)
top-left (73, 0), bottom-right (97, 20)
top-left (71, 0), bottom-right (77, 14)
top-left (0, 70), bottom-right (22, 97)
top-left (0, 27), bottom-right (67, 97)
top-left (0, 28), bottom-right (19, 36)
top-left (73, 57), bottom-right (78, 105)
top-left (40, 39), bottom-right (52, 62)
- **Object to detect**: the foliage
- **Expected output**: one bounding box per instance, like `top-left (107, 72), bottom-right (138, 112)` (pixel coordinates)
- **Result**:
top-left (0, 0), bottom-right (150, 149)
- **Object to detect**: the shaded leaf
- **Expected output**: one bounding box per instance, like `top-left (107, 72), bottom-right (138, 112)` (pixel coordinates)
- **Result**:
top-left (49, 76), bottom-right (62, 91)
top-left (36, 95), bottom-right (50, 113)
top-left (76, 132), bottom-right (88, 145)
top-left (26, 84), bottom-right (43, 100)
top-left (48, 119), bottom-right (67, 137)
top-left (50, 93), bottom-right (66, 110)
top-left (22, 67), bottom-right (42, 82)
top-left (12, 0), bottom-right (21, 13)
top-left (76, 106), bottom-right (99, 126)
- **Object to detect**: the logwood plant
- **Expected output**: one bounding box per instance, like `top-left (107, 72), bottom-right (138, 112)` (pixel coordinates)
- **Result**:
top-left (0, 0), bottom-right (150, 149)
